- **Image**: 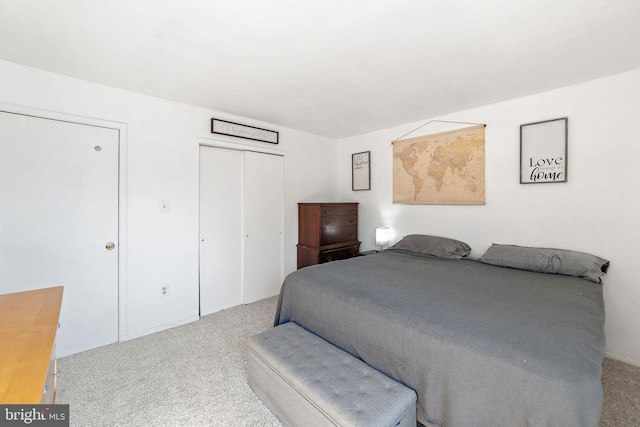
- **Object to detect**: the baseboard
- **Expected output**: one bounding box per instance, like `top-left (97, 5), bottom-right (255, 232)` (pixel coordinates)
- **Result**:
top-left (605, 351), bottom-right (640, 367)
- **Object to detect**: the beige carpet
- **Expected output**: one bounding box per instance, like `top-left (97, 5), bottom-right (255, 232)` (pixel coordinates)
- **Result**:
top-left (600, 357), bottom-right (640, 427)
top-left (57, 296), bottom-right (640, 426)
top-left (57, 297), bottom-right (282, 427)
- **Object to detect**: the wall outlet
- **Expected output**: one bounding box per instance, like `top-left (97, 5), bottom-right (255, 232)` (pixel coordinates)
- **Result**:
top-left (161, 285), bottom-right (169, 297)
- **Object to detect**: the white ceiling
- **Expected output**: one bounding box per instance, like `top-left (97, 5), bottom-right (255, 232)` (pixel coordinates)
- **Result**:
top-left (1, 0), bottom-right (639, 138)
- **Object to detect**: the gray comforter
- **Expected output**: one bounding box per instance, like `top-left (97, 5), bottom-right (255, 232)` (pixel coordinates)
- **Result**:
top-left (275, 250), bottom-right (605, 427)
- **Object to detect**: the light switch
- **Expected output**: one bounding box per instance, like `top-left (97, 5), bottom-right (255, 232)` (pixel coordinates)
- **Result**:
top-left (160, 200), bottom-right (170, 213)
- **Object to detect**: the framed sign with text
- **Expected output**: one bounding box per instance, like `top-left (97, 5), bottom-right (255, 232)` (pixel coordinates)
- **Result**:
top-left (352, 151), bottom-right (371, 191)
top-left (211, 118), bottom-right (279, 144)
top-left (520, 117), bottom-right (567, 184)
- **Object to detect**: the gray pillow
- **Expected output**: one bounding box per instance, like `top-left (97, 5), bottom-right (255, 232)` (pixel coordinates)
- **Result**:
top-left (390, 234), bottom-right (471, 259)
top-left (479, 244), bottom-right (610, 283)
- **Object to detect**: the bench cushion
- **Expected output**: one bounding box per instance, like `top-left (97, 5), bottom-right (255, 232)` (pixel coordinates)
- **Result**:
top-left (248, 322), bottom-right (416, 427)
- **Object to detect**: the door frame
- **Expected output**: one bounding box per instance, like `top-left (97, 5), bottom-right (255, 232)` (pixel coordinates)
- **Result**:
top-left (196, 136), bottom-right (286, 313)
top-left (0, 102), bottom-right (128, 342)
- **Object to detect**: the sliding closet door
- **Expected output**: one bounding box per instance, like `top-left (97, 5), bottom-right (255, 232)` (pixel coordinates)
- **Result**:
top-left (199, 147), bottom-right (243, 316)
top-left (199, 147), bottom-right (284, 315)
top-left (243, 152), bottom-right (284, 303)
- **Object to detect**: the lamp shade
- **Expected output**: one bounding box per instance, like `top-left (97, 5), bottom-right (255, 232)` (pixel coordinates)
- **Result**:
top-left (375, 226), bottom-right (390, 247)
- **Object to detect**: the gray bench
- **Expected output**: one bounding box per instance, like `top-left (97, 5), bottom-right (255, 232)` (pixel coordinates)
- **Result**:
top-left (247, 322), bottom-right (416, 427)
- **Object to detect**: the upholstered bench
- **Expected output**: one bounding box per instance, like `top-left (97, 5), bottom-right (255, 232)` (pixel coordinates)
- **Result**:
top-left (247, 322), bottom-right (416, 427)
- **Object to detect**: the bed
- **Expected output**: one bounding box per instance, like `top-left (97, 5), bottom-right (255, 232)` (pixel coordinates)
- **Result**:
top-left (274, 237), bottom-right (607, 427)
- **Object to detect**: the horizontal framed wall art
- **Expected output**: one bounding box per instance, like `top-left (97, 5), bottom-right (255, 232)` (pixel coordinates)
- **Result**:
top-left (520, 117), bottom-right (568, 184)
top-left (352, 151), bottom-right (371, 191)
top-left (211, 118), bottom-right (279, 144)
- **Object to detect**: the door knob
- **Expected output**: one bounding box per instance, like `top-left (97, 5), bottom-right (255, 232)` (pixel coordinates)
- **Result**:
top-left (105, 242), bottom-right (116, 250)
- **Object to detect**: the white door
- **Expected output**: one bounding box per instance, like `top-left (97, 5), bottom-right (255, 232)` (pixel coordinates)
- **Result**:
top-left (0, 111), bottom-right (119, 357)
top-left (199, 147), bottom-right (284, 314)
top-left (199, 146), bottom-right (243, 316)
top-left (243, 151), bottom-right (283, 303)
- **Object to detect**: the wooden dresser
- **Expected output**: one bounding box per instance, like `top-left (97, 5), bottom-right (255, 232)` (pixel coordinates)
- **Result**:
top-left (297, 202), bottom-right (360, 269)
top-left (0, 286), bottom-right (63, 404)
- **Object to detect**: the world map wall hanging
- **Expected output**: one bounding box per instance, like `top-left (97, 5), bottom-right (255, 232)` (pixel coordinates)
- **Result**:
top-left (392, 125), bottom-right (485, 205)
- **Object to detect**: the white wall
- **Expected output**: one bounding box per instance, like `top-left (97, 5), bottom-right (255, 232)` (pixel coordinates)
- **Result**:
top-left (0, 59), bottom-right (338, 340)
top-left (3, 56), bottom-right (638, 361)
top-left (337, 68), bottom-right (640, 361)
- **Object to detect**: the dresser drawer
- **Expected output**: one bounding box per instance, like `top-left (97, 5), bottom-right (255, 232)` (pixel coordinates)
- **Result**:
top-left (320, 225), bottom-right (357, 245)
top-left (41, 349), bottom-right (57, 404)
top-left (318, 245), bottom-right (360, 263)
top-left (320, 215), bottom-right (357, 227)
top-left (320, 205), bottom-right (357, 217)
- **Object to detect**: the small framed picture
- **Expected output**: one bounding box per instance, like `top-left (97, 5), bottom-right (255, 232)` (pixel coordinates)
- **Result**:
top-left (520, 117), bottom-right (568, 184)
top-left (352, 151), bottom-right (371, 191)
